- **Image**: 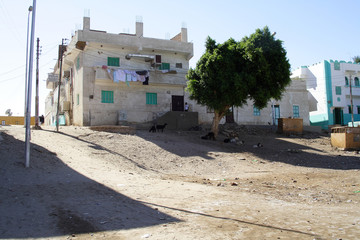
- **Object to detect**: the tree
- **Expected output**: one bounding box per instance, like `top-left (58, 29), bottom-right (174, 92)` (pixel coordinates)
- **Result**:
top-left (353, 56), bottom-right (360, 64)
top-left (186, 26), bottom-right (291, 137)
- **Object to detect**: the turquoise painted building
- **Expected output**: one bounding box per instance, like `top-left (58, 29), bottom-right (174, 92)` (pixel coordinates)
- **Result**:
top-left (291, 60), bottom-right (360, 129)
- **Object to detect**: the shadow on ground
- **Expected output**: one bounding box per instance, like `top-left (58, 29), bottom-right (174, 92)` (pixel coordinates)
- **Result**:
top-left (0, 131), bottom-right (180, 239)
top-left (136, 126), bottom-right (360, 170)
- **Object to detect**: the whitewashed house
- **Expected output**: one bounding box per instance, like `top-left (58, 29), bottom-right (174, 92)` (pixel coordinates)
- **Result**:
top-left (45, 16), bottom-right (194, 127)
top-left (187, 77), bottom-right (310, 127)
top-left (45, 15), bottom-right (310, 129)
top-left (291, 60), bottom-right (360, 129)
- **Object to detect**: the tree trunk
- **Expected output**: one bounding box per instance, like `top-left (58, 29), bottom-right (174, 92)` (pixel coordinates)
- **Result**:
top-left (211, 112), bottom-right (221, 138)
top-left (211, 107), bottom-right (230, 138)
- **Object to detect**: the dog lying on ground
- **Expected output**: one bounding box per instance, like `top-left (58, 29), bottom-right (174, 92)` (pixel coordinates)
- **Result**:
top-left (201, 132), bottom-right (215, 140)
top-left (156, 123), bottom-right (168, 132)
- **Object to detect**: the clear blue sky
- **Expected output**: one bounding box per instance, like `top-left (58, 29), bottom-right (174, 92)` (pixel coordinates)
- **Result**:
top-left (1, 0), bottom-right (360, 116)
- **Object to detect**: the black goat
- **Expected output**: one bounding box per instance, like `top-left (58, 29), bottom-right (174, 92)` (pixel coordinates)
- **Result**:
top-left (201, 132), bottom-right (215, 140)
top-left (156, 123), bottom-right (168, 132)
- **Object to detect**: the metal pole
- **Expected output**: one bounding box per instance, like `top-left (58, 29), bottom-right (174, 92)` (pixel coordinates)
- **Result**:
top-left (35, 37), bottom-right (40, 128)
top-left (56, 39), bottom-right (65, 132)
top-left (25, 0), bottom-right (36, 168)
top-left (349, 74), bottom-right (355, 127)
top-left (24, 6), bottom-right (32, 127)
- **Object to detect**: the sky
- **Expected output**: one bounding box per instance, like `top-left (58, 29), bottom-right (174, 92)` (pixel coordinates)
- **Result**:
top-left (1, 0), bottom-right (360, 117)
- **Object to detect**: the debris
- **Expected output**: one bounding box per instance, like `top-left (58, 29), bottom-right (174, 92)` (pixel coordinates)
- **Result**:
top-left (236, 140), bottom-right (245, 145)
top-left (253, 143), bottom-right (263, 148)
top-left (141, 233), bottom-right (151, 238)
top-left (231, 182), bottom-right (238, 186)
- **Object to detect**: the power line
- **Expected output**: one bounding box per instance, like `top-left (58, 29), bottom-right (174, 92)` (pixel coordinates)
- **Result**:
top-left (0, 0), bottom-right (24, 45)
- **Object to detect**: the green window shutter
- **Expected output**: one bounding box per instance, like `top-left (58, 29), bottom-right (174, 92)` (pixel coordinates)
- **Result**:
top-left (107, 57), bottom-right (120, 67)
top-left (253, 106), bottom-right (260, 116)
top-left (335, 86), bottom-right (341, 95)
top-left (76, 57), bottom-right (80, 70)
top-left (146, 93), bottom-right (157, 105)
top-left (293, 105), bottom-right (299, 118)
top-left (159, 63), bottom-right (170, 70)
top-left (345, 77), bottom-right (349, 86)
top-left (101, 90), bottom-right (114, 103)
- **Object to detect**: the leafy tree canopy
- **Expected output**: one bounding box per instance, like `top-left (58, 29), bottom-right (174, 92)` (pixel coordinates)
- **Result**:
top-left (186, 26), bottom-right (291, 136)
top-left (353, 56), bottom-right (360, 63)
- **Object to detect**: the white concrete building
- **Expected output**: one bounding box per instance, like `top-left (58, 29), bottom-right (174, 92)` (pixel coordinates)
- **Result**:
top-left (188, 77), bottom-right (310, 126)
top-left (291, 60), bottom-right (360, 129)
top-left (45, 16), bottom-right (193, 126)
top-left (45, 16), bottom-right (309, 129)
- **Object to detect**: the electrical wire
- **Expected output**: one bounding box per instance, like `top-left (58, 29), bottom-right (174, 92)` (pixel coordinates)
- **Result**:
top-left (0, 0), bottom-right (24, 45)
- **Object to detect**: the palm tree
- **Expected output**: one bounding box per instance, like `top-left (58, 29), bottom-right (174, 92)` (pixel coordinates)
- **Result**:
top-left (353, 56), bottom-right (360, 63)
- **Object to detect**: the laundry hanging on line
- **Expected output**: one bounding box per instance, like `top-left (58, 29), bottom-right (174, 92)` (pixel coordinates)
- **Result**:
top-left (111, 69), bottom-right (149, 85)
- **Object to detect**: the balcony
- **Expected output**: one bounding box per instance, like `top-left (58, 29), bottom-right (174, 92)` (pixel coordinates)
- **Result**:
top-left (343, 85), bottom-right (360, 96)
top-left (46, 73), bottom-right (58, 89)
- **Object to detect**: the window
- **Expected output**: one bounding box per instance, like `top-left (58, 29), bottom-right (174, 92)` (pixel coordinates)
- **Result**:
top-left (357, 106), bottom-right (360, 114)
top-left (77, 94), bottom-right (79, 105)
top-left (175, 63), bottom-right (182, 68)
top-left (355, 77), bottom-right (360, 86)
top-left (76, 57), bottom-right (80, 70)
top-left (101, 91), bottom-right (114, 103)
top-left (345, 77), bottom-right (349, 86)
top-left (107, 57), bottom-right (120, 67)
top-left (348, 105), bottom-right (352, 114)
top-left (146, 93), bottom-right (157, 105)
top-left (293, 105), bottom-right (300, 118)
top-left (335, 86), bottom-right (341, 95)
top-left (334, 61), bottom-right (340, 70)
top-left (253, 106), bottom-right (260, 116)
top-left (159, 63), bottom-right (170, 70)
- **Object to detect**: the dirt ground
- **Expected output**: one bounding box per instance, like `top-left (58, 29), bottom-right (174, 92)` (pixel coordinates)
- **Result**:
top-left (0, 124), bottom-right (359, 240)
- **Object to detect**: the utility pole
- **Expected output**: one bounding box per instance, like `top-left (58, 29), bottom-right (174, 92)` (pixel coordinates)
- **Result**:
top-left (24, 6), bottom-right (33, 127)
top-left (56, 39), bottom-right (66, 132)
top-left (25, 0), bottom-right (36, 168)
top-left (349, 74), bottom-right (355, 127)
top-left (35, 37), bottom-right (40, 129)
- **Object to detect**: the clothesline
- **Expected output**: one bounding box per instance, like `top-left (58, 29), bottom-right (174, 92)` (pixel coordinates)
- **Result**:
top-left (99, 66), bottom-right (149, 86)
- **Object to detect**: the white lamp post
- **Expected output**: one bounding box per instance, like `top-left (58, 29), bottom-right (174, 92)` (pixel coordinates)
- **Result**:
top-left (24, 6), bottom-right (33, 126)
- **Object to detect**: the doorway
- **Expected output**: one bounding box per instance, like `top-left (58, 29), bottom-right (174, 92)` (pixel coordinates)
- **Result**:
top-left (274, 105), bottom-right (280, 125)
top-left (172, 95), bottom-right (184, 111)
top-left (226, 106), bottom-right (234, 123)
top-left (333, 107), bottom-right (343, 125)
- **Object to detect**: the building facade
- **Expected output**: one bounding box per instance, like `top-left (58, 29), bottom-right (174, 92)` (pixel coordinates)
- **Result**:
top-left (45, 17), bottom-right (193, 126)
top-left (187, 78), bottom-right (310, 126)
top-left (291, 60), bottom-right (360, 129)
top-left (45, 16), bottom-right (309, 128)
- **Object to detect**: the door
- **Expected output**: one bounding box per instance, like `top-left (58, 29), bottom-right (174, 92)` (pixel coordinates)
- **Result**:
top-left (226, 106), bottom-right (234, 123)
top-left (172, 95), bottom-right (184, 111)
top-left (274, 105), bottom-right (280, 125)
top-left (334, 107), bottom-right (343, 125)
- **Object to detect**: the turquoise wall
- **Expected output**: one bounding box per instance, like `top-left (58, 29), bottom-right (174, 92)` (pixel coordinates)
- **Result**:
top-left (343, 114), bottom-right (360, 124)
